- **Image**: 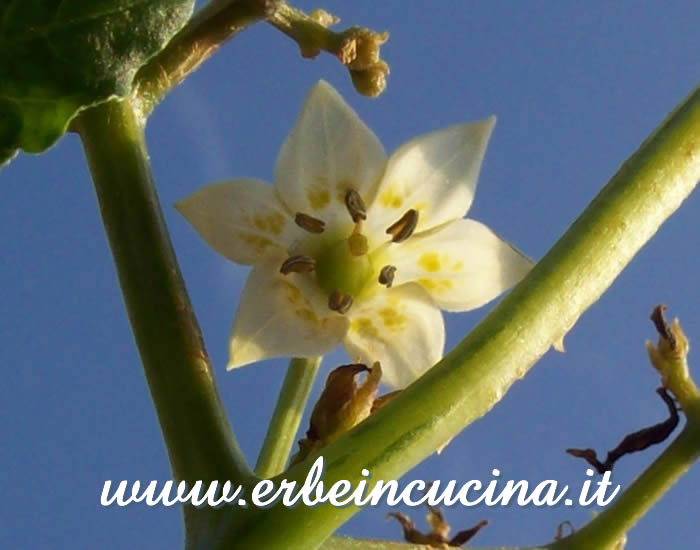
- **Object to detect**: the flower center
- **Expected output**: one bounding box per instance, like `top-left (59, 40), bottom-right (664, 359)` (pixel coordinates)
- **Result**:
top-left (315, 233), bottom-right (374, 298)
top-left (280, 188), bottom-right (419, 314)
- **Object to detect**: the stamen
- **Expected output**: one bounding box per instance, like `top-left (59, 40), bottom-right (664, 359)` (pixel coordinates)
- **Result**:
top-left (345, 189), bottom-right (367, 222)
top-left (378, 265), bottom-right (396, 287)
top-left (280, 255), bottom-right (316, 275)
top-left (386, 209), bottom-right (418, 243)
top-left (328, 290), bottom-right (354, 314)
top-left (348, 233), bottom-right (369, 256)
top-left (295, 212), bottom-right (326, 233)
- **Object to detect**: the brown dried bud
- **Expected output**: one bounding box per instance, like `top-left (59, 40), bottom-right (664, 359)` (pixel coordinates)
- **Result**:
top-left (292, 362), bottom-right (382, 464)
top-left (388, 505), bottom-right (488, 547)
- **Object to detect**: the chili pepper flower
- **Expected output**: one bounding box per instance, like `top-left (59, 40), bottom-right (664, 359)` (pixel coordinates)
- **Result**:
top-left (176, 81), bottom-right (532, 388)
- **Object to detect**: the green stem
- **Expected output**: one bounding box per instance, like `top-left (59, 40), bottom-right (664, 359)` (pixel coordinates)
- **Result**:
top-left (133, 0), bottom-right (278, 116)
top-left (255, 356), bottom-right (321, 478)
top-left (552, 424), bottom-right (700, 549)
top-left (224, 87), bottom-right (700, 549)
top-left (75, 99), bottom-right (255, 544)
top-left (266, 3), bottom-right (345, 55)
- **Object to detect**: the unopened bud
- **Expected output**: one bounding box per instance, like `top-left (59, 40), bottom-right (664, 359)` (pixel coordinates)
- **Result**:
top-left (350, 61), bottom-right (390, 97)
top-left (339, 27), bottom-right (389, 70)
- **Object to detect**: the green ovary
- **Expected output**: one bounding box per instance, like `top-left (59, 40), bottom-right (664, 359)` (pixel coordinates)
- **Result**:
top-left (315, 236), bottom-right (374, 297)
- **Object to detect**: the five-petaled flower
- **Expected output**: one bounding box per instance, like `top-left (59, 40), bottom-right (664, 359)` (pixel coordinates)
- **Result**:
top-left (176, 81), bottom-right (532, 388)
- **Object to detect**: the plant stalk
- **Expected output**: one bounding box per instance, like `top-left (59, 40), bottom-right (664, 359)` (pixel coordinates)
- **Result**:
top-left (255, 356), bottom-right (322, 478)
top-left (76, 98), bottom-right (255, 547)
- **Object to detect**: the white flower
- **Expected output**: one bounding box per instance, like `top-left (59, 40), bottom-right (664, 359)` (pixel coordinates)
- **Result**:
top-left (176, 81), bottom-right (532, 388)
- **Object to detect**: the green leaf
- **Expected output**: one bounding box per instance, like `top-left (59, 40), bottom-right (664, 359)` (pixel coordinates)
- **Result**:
top-left (0, 0), bottom-right (194, 167)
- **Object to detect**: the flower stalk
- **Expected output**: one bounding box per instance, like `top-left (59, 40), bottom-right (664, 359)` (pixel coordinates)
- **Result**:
top-left (256, 356), bottom-right (322, 478)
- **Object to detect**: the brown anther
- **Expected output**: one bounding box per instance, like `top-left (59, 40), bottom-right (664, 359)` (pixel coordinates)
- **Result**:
top-left (386, 209), bottom-right (418, 243)
top-left (295, 212), bottom-right (326, 234)
top-left (280, 255), bottom-right (315, 275)
top-left (328, 290), bottom-right (353, 314)
top-left (345, 189), bottom-right (367, 222)
top-left (378, 265), bottom-right (396, 287)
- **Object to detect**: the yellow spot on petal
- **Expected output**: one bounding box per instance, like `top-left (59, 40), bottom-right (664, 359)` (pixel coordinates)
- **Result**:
top-left (418, 278), bottom-right (453, 293)
top-left (253, 212), bottom-right (286, 235)
top-left (295, 308), bottom-right (317, 323)
top-left (307, 178), bottom-right (331, 210)
top-left (451, 261), bottom-right (464, 271)
top-left (378, 307), bottom-right (407, 331)
top-left (352, 317), bottom-right (379, 338)
top-left (379, 185), bottom-right (403, 209)
top-left (418, 252), bottom-right (441, 272)
top-left (282, 281), bottom-right (302, 304)
top-left (239, 232), bottom-right (274, 255)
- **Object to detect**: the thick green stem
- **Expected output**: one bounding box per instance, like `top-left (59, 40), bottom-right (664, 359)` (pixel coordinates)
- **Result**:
top-left (224, 87), bottom-right (700, 549)
top-left (255, 356), bottom-right (321, 478)
top-left (76, 99), bottom-right (254, 544)
top-left (553, 424), bottom-right (700, 549)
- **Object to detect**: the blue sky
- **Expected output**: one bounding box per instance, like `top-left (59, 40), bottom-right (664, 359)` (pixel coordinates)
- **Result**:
top-left (1, 2), bottom-right (699, 548)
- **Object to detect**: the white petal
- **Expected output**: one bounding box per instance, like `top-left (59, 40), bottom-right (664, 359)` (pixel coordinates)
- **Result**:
top-left (343, 284), bottom-right (444, 389)
top-left (365, 117), bottom-right (495, 238)
top-left (176, 179), bottom-right (296, 265)
top-left (275, 81), bottom-right (387, 225)
top-left (228, 260), bottom-right (349, 368)
top-left (390, 219), bottom-right (533, 311)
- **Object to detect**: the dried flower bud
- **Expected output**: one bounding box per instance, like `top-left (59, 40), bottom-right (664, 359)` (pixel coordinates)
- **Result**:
top-left (388, 505), bottom-right (488, 547)
top-left (291, 362), bottom-right (382, 464)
